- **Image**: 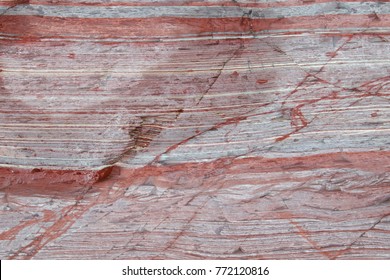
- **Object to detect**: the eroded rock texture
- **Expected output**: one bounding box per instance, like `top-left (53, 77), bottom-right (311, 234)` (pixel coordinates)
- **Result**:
top-left (0, 0), bottom-right (389, 259)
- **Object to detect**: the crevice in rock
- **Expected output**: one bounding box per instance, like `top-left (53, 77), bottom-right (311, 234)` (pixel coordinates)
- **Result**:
top-left (196, 43), bottom-right (244, 105)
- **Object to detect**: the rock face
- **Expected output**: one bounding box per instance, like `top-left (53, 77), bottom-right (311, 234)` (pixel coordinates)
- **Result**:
top-left (0, 0), bottom-right (389, 259)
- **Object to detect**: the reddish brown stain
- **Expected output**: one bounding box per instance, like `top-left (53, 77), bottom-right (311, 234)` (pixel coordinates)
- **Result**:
top-left (256, 79), bottom-right (268, 84)
top-left (230, 71), bottom-right (239, 79)
top-left (1, 151), bottom-right (388, 192)
top-left (2, 14), bottom-right (390, 40)
top-left (0, 166), bottom-right (113, 190)
top-left (326, 51), bottom-right (337, 58)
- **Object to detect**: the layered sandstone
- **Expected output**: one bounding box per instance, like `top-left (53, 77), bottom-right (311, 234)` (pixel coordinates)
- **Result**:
top-left (0, 0), bottom-right (389, 259)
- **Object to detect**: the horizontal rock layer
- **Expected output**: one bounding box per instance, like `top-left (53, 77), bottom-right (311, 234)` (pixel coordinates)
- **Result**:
top-left (1, 151), bottom-right (390, 259)
top-left (0, 0), bottom-right (389, 259)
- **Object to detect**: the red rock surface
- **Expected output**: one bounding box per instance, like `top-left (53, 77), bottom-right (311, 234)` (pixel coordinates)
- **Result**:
top-left (0, 0), bottom-right (389, 259)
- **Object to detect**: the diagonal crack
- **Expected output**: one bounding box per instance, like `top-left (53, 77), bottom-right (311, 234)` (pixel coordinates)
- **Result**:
top-left (149, 114), bottom-right (249, 165)
top-left (333, 213), bottom-right (390, 259)
top-left (196, 43), bottom-right (244, 105)
top-left (349, 214), bottom-right (389, 246)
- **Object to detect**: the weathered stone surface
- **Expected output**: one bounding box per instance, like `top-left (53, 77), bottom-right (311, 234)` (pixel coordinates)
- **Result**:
top-left (0, 0), bottom-right (389, 259)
